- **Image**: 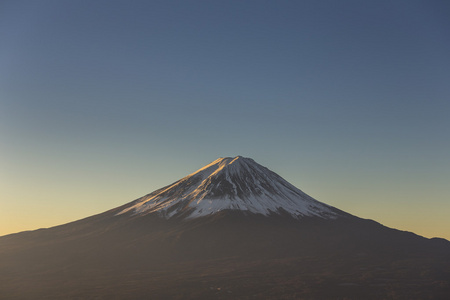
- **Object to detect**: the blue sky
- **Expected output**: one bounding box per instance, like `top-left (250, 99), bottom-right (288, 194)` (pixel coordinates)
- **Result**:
top-left (1, 0), bottom-right (449, 239)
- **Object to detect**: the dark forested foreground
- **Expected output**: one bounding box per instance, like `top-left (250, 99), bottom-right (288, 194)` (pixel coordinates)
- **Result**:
top-left (1, 212), bottom-right (449, 299)
top-left (2, 256), bottom-right (450, 299)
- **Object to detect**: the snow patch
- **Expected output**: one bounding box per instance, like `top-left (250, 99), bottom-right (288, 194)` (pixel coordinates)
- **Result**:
top-left (117, 156), bottom-right (340, 220)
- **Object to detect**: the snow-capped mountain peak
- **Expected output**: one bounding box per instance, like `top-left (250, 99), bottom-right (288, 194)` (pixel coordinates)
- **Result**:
top-left (117, 156), bottom-right (342, 219)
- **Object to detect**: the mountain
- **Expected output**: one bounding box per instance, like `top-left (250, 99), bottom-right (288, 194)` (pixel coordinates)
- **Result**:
top-left (1, 156), bottom-right (449, 299)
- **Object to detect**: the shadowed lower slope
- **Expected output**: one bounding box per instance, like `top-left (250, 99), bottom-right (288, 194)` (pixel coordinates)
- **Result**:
top-left (1, 210), bottom-right (450, 299)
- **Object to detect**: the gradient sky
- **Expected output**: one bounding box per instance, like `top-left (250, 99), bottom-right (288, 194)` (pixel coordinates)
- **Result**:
top-left (1, 0), bottom-right (449, 239)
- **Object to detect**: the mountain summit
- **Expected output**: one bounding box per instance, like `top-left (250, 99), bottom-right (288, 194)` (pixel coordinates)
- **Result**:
top-left (118, 156), bottom-right (342, 219)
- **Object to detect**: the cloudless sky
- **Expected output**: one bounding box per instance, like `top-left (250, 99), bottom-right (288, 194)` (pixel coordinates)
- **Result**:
top-left (1, 0), bottom-right (449, 239)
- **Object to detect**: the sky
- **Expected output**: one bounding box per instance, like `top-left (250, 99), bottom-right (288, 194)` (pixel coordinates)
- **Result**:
top-left (1, 0), bottom-right (449, 239)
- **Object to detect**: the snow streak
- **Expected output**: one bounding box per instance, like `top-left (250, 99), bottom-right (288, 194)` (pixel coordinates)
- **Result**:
top-left (117, 156), bottom-right (340, 219)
